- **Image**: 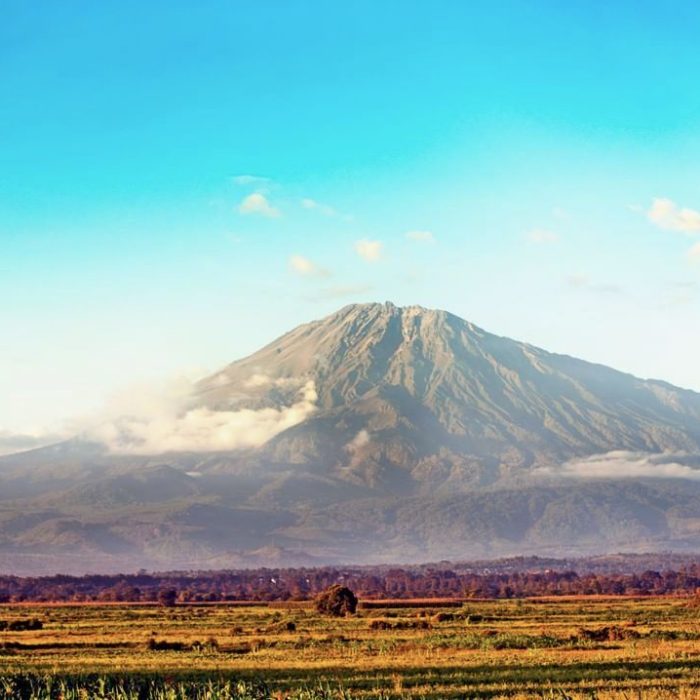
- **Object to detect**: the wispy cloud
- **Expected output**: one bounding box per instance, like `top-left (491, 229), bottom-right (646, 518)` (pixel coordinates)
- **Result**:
top-left (647, 198), bottom-right (700, 234)
top-left (344, 429), bottom-right (371, 467)
top-left (405, 230), bottom-right (435, 244)
top-left (301, 198), bottom-right (337, 217)
top-left (231, 174), bottom-right (271, 186)
top-left (345, 429), bottom-right (370, 453)
top-left (688, 242), bottom-right (700, 263)
top-left (566, 274), bottom-right (623, 295)
top-left (288, 254), bottom-right (330, 278)
top-left (238, 192), bottom-right (280, 218)
top-left (659, 281), bottom-right (699, 309)
top-left (243, 374), bottom-right (301, 389)
top-left (526, 228), bottom-right (559, 244)
top-left (535, 451), bottom-right (700, 481)
top-left (354, 239), bottom-right (383, 262)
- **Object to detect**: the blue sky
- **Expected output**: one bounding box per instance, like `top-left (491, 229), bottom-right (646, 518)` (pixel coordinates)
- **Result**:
top-left (2, 1), bottom-right (700, 433)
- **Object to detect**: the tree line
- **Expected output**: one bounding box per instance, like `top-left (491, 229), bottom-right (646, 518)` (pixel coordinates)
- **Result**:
top-left (2, 562), bottom-right (700, 602)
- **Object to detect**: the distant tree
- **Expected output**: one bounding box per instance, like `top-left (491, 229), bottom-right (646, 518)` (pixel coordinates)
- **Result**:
top-left (315, 584), bottom-right (358, 616)
top-left (688, 587), bottom-right (700, 608)
top-left (158, 588), bottom-right (177, 608)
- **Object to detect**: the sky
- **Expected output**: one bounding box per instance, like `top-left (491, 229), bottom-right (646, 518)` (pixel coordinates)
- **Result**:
top-left (2, 0), bottom-right (700, 438)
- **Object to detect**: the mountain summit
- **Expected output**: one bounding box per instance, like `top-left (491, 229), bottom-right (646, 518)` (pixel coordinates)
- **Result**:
top-left (2, 302), bottom-right (700, 573)
top-left (195, 302), bottom-right (700, 490)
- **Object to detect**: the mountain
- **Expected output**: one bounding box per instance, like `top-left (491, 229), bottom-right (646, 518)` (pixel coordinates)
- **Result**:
top-left (196, 302), bottom-right (700, 490)
top-left (2, 302), bottom-right (700, 574)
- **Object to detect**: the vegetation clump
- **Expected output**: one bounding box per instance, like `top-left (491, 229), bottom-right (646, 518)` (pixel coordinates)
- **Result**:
top-left (314, 585), bottom-right (357, 617)
top-left (430, 612), bottom-right (454, 623)
top-left (0, 618), bottom-right (43, 632)
top-left (575, 625), bottom-right (641, 642)
top-left (369, 618), bottom-right (430, 630)
top-left (146, 638), bottom-right (187, 651)
top-left (157, 589), bottom-right (178, 607)
top-left (267, 620), bottom-right (296, 633)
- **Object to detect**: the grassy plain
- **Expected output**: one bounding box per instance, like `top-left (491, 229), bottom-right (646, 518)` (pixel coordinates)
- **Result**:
top-left (2, 597), bottom-right (700, 698)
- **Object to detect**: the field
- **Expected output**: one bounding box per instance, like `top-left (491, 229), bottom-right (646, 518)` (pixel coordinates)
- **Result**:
top-left (2, 597), bottom-right (700, 698)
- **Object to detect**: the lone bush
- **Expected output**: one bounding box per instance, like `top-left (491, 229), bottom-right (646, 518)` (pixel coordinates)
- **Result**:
top-left (157, 589), bottom-right (177, 608)
top-left (315, 584), bottom-right (358, 617)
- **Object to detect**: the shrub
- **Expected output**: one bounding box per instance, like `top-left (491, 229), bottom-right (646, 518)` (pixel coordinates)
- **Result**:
top-left (0, 619), bottom-right (43, 632)
top-left (369, 619), bottom-right (392, 630)
top-left (575, 625), bottom-right (641, 642)
top-left (146, 638), bottom-right (187, 651)
top-left (192, 636), bottom-right (220, 652)
top-left (369, 618), bottom-right (430, 631)
top-left (315, 585), bottom-right (358, 617)
top-left (267, 620), bottom-right (297, 633)
top-left (431, 612), bottom-right (454, 623)
top-left (157, 589), bottom-right (177, 607)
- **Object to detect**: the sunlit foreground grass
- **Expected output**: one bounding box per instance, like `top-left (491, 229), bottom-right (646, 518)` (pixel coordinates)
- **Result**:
top-left (2, 597), bottom-right (700, 698)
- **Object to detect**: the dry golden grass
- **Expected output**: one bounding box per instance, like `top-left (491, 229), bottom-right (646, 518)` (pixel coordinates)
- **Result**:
top-left (2, 597), bottom-right (700, 697)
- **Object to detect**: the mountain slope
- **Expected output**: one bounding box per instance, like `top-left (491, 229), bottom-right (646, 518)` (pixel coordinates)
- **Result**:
top-left (2, 301), bottom-right (700, 574)
top-left (197, 302), bottom-right (700, 489)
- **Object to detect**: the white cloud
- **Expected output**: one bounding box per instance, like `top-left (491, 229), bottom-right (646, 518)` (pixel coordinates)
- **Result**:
top-left (535, 451), bottom-right (700, 481)
top-left (688, 242), bottom-right (700, 263)
top-left (354, 239), bottom-right (383, 262)
top-left (345, 429), bottom-right (370, 453)
top-left (90, 380), bottom-right (318, 455)
top-left (659, 281), bottom-right (699, 309)
top-left (344, 429), bottom-right (372, 468)
top-left (243, 373), bottom-right (274, 388)
top-left (526, 228), bottom-right (559, 244)
top-left (406, 230), bottom-right (435, 244)
top-left (231, 175), bottom-right (271, 186)
top-left (243, 374), bottom-right (300, 389)
top-left (567, 274), bottom-right (589, 288)
top-left (647, 198), bottom-right (700, 234)
top-left (238, 193), bottom-right (280, 218)
top-left (288, 255), bottom-right (330, 278)
top-left (301, 198), bottom-right (337, 217)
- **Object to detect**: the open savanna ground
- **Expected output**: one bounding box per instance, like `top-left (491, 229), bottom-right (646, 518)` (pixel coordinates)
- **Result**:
top-left (2, 597), bottom-right (700, 698)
